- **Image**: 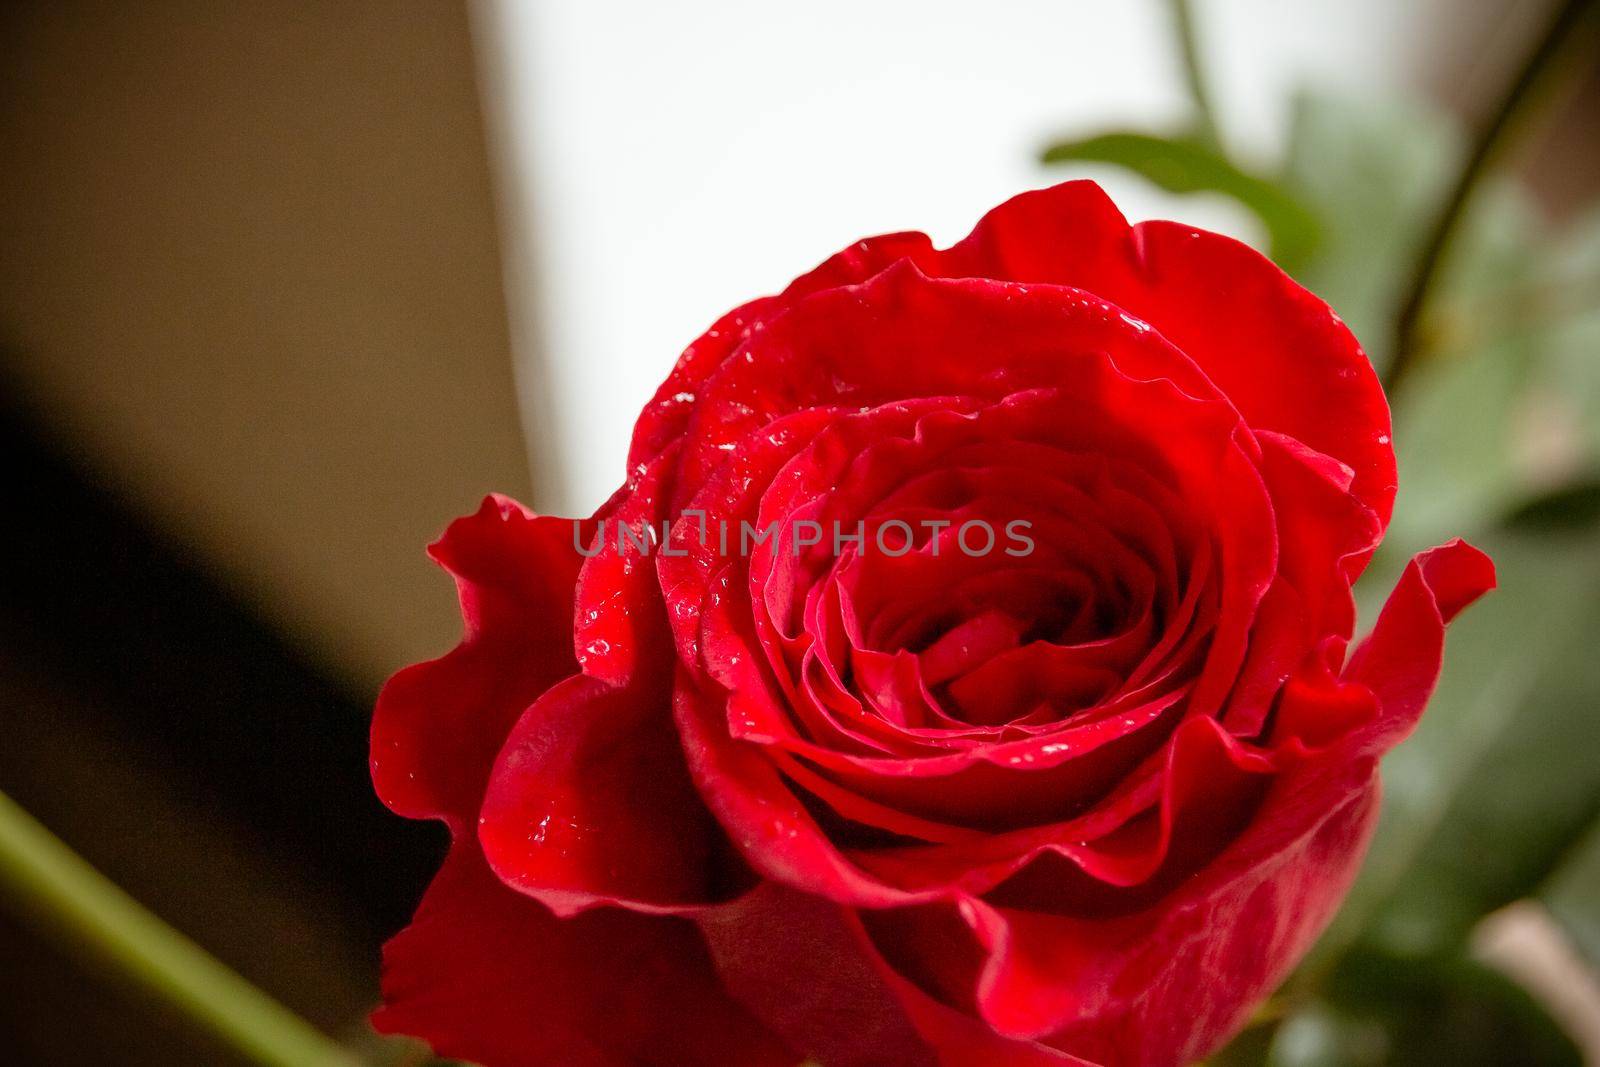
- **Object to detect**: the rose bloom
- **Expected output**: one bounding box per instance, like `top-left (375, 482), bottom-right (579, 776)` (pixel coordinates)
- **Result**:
top-left (371, 182), bottom-right (1492, 1067)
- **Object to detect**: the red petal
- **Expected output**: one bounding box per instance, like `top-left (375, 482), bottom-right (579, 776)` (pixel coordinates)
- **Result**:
top-left (697, 883), bottom-right (937, 1067)
top-left (370, 496), bottom-right (586, 827)
top-left (627, 232), bottom-right (938, 472)
top-left (374, 840), bottom-right (793, 1067)
top-left (698, 882), bottom-right (1087, 1066)
top-left (477, 445), bottom-right (744, 915)
top-left (479, 674), bottom-right (728, 915)
top-left (959, 756), bottom-right (1381, 1063)
top-left (674, 672), bottom-right (932, 908)
top-left (1343, 538), bottom-right (1496, 754)
top-left (939, 181), bottom-right (1397, 535)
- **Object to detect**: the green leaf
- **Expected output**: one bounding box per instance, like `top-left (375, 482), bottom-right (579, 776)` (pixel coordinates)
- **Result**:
top-left (1516, 208), bottom-right (1600, 477)
top-left (1279, 97), bottom-right (1600, 506)
top-left (1542, 818), bottom-right (1600, 972)
top-left (1279, 97), bottom-right (1600, 558)
top-left (1280, 93), bottom-right (1549, 374)
top-left (1204, 1019), bottom-right (1282, 1066)
top-left (1279, 93), bottom-right (1458, 373)
top-left (1358, 191), bottom-right (1600, 576)
top-left (1263, 1002), bottom-right (1389, 1067)
top-left (1378, 319), bottom-right (1527, 559)
top-left (1039, 130), bottom-right (1321, 271)
top-left (1504, 476), bottom-right (1600, 531)
top-left (1272, 951), bottom-right (1583, 1066)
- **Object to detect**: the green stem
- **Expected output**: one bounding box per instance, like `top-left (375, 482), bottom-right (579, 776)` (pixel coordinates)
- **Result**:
top-left (1168, 0), bottom-right (1221, 149)
top-left (1386, 0), bottom-right (1599, 395)
top-left (0, 788), bottom-right (360, 1067)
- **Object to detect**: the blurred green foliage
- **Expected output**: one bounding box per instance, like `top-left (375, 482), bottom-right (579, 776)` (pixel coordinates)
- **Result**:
top-left (1040, 131), bottom-right (1321, 271)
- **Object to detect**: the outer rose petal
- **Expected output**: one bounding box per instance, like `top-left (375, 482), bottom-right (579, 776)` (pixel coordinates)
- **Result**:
top-left (375, 839), bottom-right (794, 1067)
top-left (938, 182), bottom-right (1397, 534)
top-left (958, 773), bottom-right (1379, 1065)
top-left (674, 670), bottom-right (929, 908)
top-left (477, 449), bottom-right (741, 916)
top-left (872, 960), bottom-right (1095, 1067)
top-left (372, 490), bottom-right (791, 1065)
top-left (370, 496), bottom-right (587, 827)
top-left (633, 181), bottom-right (1395, 539)
top-left (627, 232), bottom-right (938, 472)
top-left (698, 883), bottom-right (1089, 1067)
top-left (1345, 538), bottom-right (1497, 754)
top-left (479, 673), bottom-right (726, 916)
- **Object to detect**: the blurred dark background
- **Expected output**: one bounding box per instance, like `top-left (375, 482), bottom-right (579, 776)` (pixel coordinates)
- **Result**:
top-left (1, 2), bottom-right (530, 1062)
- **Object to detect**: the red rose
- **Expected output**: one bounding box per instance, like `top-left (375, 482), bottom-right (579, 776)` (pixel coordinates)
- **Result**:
top-left (371, 181), bottom-right (1493, 1067)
